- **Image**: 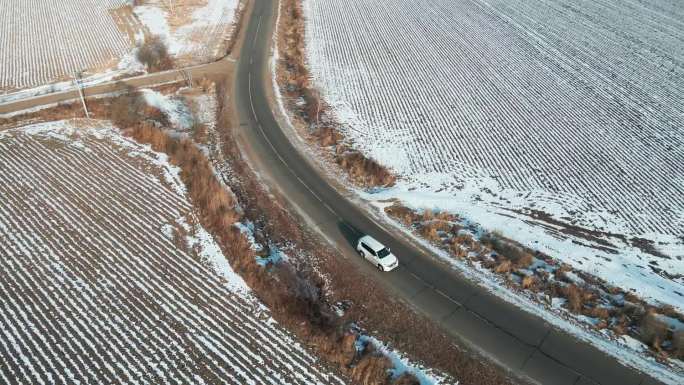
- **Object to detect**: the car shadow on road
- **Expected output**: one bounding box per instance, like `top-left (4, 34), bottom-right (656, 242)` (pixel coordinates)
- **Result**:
top-left (337, 221), bottom-right (362, 251)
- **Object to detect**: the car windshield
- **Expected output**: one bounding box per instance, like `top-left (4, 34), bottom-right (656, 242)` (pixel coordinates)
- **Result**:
top-left (377, 248), bottom-right (391, 258)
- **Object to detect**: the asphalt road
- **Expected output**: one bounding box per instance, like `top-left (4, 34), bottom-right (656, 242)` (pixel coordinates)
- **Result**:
top-left (233, 1), bottom-right (666, 385)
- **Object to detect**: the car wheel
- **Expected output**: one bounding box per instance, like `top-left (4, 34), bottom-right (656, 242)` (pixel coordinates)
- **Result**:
top-left (358, 249), bottom-right (364, 257)
top-left (377, 264), bottom-right (384, 272)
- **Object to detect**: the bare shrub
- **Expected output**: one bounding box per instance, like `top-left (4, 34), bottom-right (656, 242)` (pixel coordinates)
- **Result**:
top-left (562, 284), bottom-right (583, 313)
top-left (137, 35), bottom-right (174, 71)
top-left (590, 306), bottom-right (610, 319)
top-left (280, 264), bottom-right (338, 330)
top-left (384, 203), bottom-right (416, 226)
top-left (313, 126), bottom-right (342, 147)
top-left (336, 151), bottom-right (396, 187)
top-left (494, 260), bottom-right (512, 274)
top-left (674, 330), bottom-right (684, 360)
top-left (454, 233), bottom-right (476, 248)
top-left (350, 343), bottom-right (392, 385)
top-left (194, 76), bottom-right (214, 92)
top-left (612, 314), bottom-right (629, 336)
top-left (521, 275), bottom-right (536, 289)
top-left (393, 373), bottom-right (420, 385)
top-left (481, 231), bottom-right (532, 268)
top-left (640, 311), bottom-right (669, 349)
top-left (109, 87), bottom-right (146, 128)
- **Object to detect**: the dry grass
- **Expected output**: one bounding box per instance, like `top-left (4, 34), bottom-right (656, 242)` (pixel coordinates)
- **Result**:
top-left (381, 203), bottom-right (684, 362)
top-left (137, 35), bottom-right (174, 71)
top-left (336, 151), bottom-right (396, 187)
top-left (481, 232), bottom-right (533, 269)
top-left (674, 330), bottom-right (684, 360)
top-left (640, 312), bottom-right (669, 350)
top-left (521, 275), bottom-right (536, 289)
top-left (225, 0), bottom-right (248, 57)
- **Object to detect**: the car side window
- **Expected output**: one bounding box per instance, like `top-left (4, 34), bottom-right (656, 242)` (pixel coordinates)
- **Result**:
top-left (361, 243), bottom-right (375, 256)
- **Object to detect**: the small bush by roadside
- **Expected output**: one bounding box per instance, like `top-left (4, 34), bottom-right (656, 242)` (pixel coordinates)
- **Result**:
top-left (137, 35), bottom-right (174, 72)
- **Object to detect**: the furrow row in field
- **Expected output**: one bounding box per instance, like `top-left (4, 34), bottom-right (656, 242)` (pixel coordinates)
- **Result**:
top-left (0, 147), bottom-right (188, 384)
top-left (1, 148), bottom-right (294, 384)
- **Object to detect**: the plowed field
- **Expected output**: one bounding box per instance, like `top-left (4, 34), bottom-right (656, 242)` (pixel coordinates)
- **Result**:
top-left (0, 120), bottom-right (342, 384)
top-left (0, 0), bottom-right (134, 93)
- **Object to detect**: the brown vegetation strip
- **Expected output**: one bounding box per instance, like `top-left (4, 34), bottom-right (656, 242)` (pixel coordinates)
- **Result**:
top-left (274, 0), bottom-right (395, 188)
top-left (384, 202), bottom-right (684, 363)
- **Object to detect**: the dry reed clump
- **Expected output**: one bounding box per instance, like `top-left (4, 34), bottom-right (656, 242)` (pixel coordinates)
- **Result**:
top-left (384, 204), bottom-right (416, 226)
top-left (336, 151), bottom-right (396, 187)
top-left (521, 275), bottom-right (536, 289)
top-left (137, 35), bottom-right (174, 71)
top-left (674, 330), bottom-right (684, 360)
top-left (393, 374), bottom-right (421, 385)
top-left (314, 126), bottom-right (343, 147)
top-left (494, 259), bottom-right (513, 274)
top-left (276, 0), bottom-right (396, 188)
top-left (640, 311), bottom-right (669, 350)
top-left (481, 231), bottom-right (533, 269)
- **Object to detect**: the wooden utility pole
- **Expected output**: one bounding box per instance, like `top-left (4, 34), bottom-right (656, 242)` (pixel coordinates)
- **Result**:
top-left (75, 71), bottom-right (90, 119)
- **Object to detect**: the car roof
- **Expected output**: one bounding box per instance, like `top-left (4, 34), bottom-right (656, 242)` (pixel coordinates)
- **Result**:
top-left (359, 235), bottom-right (386, 252)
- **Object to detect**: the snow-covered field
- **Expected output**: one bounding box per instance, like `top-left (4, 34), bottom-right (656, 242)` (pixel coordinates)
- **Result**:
top-left (302, 0), bottom-right (684, 309)
top-left (134, 0), bottom-right (239, 65)
top-left (0, 0), bottom-right (135, 94)
top-left (0, 120), bottom-right (342, 384)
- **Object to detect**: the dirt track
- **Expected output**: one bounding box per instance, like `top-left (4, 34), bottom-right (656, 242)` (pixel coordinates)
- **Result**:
top-left (0, 59), bottom-right (234, 117)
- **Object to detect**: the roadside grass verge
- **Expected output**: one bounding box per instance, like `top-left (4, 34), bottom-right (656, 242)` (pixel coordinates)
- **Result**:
top-left (384, 202), bottom-right (684, 364)
top-left (275, 0), bottom-right (395, 188)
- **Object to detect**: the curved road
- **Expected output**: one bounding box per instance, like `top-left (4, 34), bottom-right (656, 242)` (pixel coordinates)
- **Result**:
top-left (234, 1), bottom-right (666, 385)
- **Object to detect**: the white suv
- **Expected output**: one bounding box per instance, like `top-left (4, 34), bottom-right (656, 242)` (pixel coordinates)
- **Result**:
top-left (356, 235), bottom-right (399, 272)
